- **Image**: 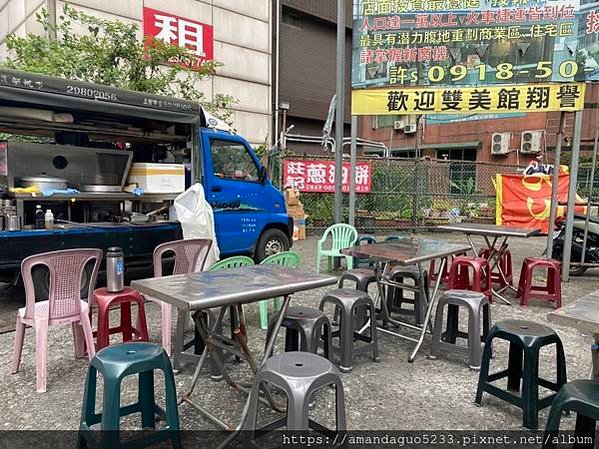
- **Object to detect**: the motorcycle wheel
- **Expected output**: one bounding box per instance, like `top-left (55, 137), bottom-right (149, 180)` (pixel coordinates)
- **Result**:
top-left (552, 246), bottom-right (588, 276)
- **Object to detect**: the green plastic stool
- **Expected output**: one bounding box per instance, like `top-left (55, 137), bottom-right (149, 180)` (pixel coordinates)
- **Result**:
top-left (475, 320), bottom-right (567, 430)
top-left (258, 251), bottom-right (301, 329)
top-left (542, 379), bottom-right (599, 449)
top-left (79, 342), bottom-right (180, 449)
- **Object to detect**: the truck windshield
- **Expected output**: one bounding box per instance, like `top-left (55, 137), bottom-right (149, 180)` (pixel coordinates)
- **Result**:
top-left (210, 140), bottom-right (259, 182)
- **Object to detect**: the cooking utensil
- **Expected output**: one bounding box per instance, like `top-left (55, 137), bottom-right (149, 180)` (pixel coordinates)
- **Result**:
top-left (79, 184), bottom-right (122, 193)
top-left (18, 176), bottom-right (68, 190)
top-left (6, 215), bottom-right (21, 231)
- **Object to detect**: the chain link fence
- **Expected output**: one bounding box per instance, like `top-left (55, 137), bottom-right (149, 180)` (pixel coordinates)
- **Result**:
top-left (276, 155), bottom-right (526, 233)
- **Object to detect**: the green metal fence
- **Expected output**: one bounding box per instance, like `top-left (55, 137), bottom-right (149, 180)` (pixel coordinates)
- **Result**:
top-left (278, 155), bottom-right (526, 233)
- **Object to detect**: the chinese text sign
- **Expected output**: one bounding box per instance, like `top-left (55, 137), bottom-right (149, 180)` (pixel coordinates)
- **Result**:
top-left (351, 83), bottom-right (586, 115)
top-left (283, 160), bottom-right (373, 193)
top-left (352, 0), bottom-right (592, 88)
top-left (143, 7), bottom-right (214, 71)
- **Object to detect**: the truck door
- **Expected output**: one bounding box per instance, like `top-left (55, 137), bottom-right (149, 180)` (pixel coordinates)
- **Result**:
top-left (201, 130), bottom-right (268, 254)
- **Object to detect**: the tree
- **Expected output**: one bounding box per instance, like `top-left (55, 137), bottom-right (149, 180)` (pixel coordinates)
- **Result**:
top-left (2, 4), bottom-right (236, 121)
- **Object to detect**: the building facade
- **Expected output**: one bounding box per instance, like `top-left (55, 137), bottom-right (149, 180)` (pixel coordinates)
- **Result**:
top-left (0, 0), bottom-right (272, 146)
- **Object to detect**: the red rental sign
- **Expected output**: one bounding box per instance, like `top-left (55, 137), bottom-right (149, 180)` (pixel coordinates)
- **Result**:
top-left (283, 160), bottom-right (372, 193)
top-left (143, 7), bottom-right (214, 71)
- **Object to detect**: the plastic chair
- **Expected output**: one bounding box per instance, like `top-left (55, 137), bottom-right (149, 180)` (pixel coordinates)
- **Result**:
top-left (11, 248), bottom-right (102, 393)
top-left (258, 251), bottom-right (301, 329)
top-left (209, 255), bottom-right (255, 271)
top-left (152, 239), bottom-right (213, 355)
top-left (354, 235), bottom-right (377, 267)
top-left (316, 224), bottom-right (358, 273)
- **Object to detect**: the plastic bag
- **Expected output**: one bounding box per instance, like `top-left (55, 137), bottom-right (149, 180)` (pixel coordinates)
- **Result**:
top-left (174, 183), bottom-right (220, 269)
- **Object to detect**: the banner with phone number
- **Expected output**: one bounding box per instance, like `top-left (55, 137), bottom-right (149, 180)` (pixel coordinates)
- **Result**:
top-left (351, 83), bottom-right (585, 115)
top-left (496, 174), bottom-right (586, 234)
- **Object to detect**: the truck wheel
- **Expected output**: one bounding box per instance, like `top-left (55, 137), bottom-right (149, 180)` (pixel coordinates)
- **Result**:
top-left (255, 229), bottom-right (290, 262)
top-left (31, 263), bottom-right (94, 301)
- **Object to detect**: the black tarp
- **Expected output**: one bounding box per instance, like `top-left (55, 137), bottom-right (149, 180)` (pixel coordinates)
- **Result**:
top-left (0, 68), bottom-right (202, 124)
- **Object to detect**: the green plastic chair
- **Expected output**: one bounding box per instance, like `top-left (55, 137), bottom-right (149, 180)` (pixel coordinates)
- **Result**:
top-left (258, 251), bottom-right (301, 329)
top-left (316, 224), bottom-right (358, 273)
top-left (209, 255), bottom-right (255, 271)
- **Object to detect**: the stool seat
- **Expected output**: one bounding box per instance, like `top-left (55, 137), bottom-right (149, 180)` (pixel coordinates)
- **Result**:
top-left (91, 342), bottom-right (165, 375)
top-left (262, 351), bottom-right (337, 379)
top-left (543, 379), bottom-right (599, 449)
top-left (338, 268), bottom-right (376, 291)
top-left (285, 305), bottom-right (327, 321)
top-left (475, 319), bottom-right (567, 430)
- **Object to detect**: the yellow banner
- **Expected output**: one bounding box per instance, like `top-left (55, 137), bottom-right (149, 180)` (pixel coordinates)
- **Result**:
top-left (351, 83), bottom-right (586, 115)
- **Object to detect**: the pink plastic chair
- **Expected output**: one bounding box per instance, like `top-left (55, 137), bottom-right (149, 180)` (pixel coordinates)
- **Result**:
top-left (11, 248), bottom-right (102, 393)
top-left (152, 239), bottom-right (213, 355)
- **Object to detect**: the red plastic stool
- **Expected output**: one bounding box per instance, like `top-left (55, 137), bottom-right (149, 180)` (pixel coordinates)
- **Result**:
top-left (479, 248), bottom-right (513, 288)
top-left (429, 253), bottom-right (466, 287)
top-left (448, 256), bottom-right (492, 301)
top-left (517, 258), bottom-right (562, 309)
top-left (91, 287), bottom-right (149, 350)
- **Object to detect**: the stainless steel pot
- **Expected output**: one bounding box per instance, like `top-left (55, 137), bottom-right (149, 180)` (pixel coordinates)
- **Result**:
top-left (18, 176), bottom-right (68, 190)
top-left (6, 215), bottom-right (20, 231)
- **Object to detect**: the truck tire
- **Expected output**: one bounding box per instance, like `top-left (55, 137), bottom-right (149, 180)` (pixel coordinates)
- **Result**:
top-left (31, 262), bottom-right (94, 301)
top-left (254, 228), bottom-right (290, 262)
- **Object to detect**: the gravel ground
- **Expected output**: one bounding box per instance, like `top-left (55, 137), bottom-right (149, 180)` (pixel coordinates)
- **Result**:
top-left (0, 232), bottom-right (597, 438)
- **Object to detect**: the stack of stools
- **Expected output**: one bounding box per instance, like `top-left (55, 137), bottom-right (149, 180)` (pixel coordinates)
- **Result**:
top-left (338, 268), bottom-right (378, 329)
top-left (319, 289), bottom-right (380, 373)
top-left (386, 265), bottom-right (428, 326)
top-left (429, 290), bottom-right (491, 370)
top-left (448, 256), bottom-right (492, 302)
top-left (79, 342), bottom-right (180, 448)
top-left (244, 352), bottom-right (345, 438)
top-left (542, 379), bottom-right (599, 449)
top-left (90, 287), bottom-right (149, 350)
top-left (517, 257), bottom-right (562, 308)
top-left (475, 320), bottom-right (567, 430)
top-left (265, 306), bottom-right (333, 360)
top-left (479, 248), bottom-right (513, 288)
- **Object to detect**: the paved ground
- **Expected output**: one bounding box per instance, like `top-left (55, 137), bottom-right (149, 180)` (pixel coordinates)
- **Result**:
top-left (0, 232), bottom-right (598, 439)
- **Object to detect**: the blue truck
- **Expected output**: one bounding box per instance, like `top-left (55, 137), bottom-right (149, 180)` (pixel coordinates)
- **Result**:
top-left (0, 69), bottom-right (292, 296)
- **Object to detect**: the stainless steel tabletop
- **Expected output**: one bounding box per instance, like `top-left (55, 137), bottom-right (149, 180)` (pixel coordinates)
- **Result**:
top-left (548, 290), bottom-right (599, 335)
top-left (437, 223), bottom-right (541, 238)
top-left (341, 238), bottom-right (470, 265)
top-left (131, 265), bottom-right (337, 311)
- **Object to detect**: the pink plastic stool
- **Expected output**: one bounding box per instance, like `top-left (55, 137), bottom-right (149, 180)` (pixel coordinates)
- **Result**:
top-left (479, 248), bottom-right (513, 288)
top-left (517, 257), bottom-right (562, 309)
top-left (91, 287), bottom-right (149, 350)
top-left (448, 256), bottom-right (492, 302)
top-left (11, 249), bottom-right (101, 393)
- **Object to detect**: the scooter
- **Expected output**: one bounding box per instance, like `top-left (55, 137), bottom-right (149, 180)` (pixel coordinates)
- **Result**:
top-left (552, 213), bottom-right (599, 276)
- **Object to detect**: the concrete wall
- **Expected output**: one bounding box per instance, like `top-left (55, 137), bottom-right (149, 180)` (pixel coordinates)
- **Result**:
top-left (0, 0), bottom-right (272, 146)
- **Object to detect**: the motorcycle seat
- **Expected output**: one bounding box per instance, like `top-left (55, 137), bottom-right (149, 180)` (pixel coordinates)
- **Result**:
top-left (574, 213), bottom-right (599, 224)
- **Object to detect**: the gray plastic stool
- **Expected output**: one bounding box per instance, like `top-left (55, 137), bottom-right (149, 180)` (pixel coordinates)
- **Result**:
top-left (386, 265), bottom-right (428, 325)
top-left (319, 289), bottom-right (380, 373)
top-left (266, 306), bottom-right (333, 360)
top-left (244, 352), bottom-right (346, 435)
top-left (429, 290), bottom-right (491, 370)
top-left (338, 268), bottom-right (377, 292)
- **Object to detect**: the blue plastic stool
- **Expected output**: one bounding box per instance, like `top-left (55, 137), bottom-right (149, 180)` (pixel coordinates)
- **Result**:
top-left (354, 235), bottom-right (377, 267)
top-left (78, 342), bottom-right (181, 449)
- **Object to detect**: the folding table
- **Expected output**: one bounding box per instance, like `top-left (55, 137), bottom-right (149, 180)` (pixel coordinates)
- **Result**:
top-left (438, 223), bottom-right (541, 304)
top-left (342, 238), bottom-right (470, 362)
top-left (132, 265), bottom-right (336, 446)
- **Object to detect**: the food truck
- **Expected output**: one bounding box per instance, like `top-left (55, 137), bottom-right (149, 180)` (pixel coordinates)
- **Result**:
top-left (0, 69), bottom-right (292, 296)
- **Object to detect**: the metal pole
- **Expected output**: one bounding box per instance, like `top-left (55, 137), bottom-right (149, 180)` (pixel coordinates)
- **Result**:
top-left (546, 112), bottom-right (565, 258)
top-left (273, 0), bottom-right (281, 151)
top-left (349, 115), bottom-right (358, 227)
top-left (47, 0), bottom-right (57, 41)
top-left (580, 129), bottom-right (599, 265)
top-left (562, 110), bottom-right (584, 282)
top-left (334, 0), bottom-right (346, 224)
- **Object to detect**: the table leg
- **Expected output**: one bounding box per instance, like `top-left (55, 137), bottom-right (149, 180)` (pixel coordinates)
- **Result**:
top-left (409, 259), bottom-right (445, 363)
top-left (218, 295), bottom-right (293, 449)
top-left (592, 335), bottom-right (599, 380)
top-left (469, 234), bottom-right (512, 305)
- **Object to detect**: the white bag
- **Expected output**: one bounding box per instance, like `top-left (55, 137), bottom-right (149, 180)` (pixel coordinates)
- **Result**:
top-left (174, 183), bottom-right (220, 270)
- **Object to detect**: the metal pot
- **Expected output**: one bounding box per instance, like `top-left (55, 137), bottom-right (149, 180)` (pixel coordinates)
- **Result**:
top-left (18, 176), bottom-right (68, 190)
top-left (6, 215), bottom-right (21, 231)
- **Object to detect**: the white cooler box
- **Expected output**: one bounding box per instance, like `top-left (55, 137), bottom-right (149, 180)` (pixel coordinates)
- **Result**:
top-left (127, 163), bottom-right (185, 193)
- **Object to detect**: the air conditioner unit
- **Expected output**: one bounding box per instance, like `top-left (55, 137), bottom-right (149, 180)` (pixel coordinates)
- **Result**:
top-left (404, 124), bottom-right (417, 134)
top-left (491, 132), bottom-right (510, 156)
top-left (393, 120), bottom-right (404, 131)
top-left (520, 130), bottom-right (543, 154)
